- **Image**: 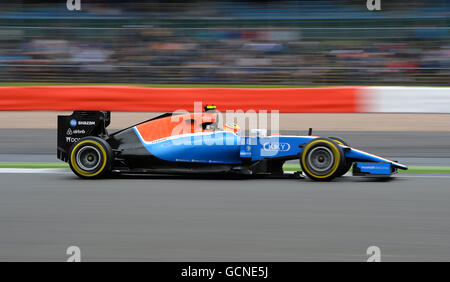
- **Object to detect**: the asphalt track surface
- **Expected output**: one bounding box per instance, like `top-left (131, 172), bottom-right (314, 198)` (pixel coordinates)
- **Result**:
top-left (0, 172), bottom-right (450, 262)
top-left (1, 129), bottom-right (450, 261)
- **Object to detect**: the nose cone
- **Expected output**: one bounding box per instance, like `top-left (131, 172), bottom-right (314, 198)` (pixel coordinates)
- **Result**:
top-left (344, 148), bottom-right (408, 170)
top-left (391, 161), bottom-right (408, 170)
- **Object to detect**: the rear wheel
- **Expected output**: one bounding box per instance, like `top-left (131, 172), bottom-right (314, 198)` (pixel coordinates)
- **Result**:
top-left (69, 137), bottom-right (113, 179)
top-left (329, 137), bottom-right (353, 177)
top-left (300, 138), bottom-right (345, 181)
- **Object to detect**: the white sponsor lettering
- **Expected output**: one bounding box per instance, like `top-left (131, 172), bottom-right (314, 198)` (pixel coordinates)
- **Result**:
top-left (78, 121), bottom-right (95, 126)
top-left (263, 142), bottom-right (290, 152)
top-left (66, 128), bottom-right (85, 137)
top-left (73, 129), bottom-right (86, 135)
top-left (362, 166), bottom-right (385, 170)
top-left (66, 137), bottom-right (81, 143)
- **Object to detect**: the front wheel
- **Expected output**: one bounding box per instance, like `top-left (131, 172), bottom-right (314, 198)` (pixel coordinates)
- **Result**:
top-left (300, 138), bottom-right (346, 181)
top-left (329, 136), bottom-right (353, 177)
top-left (69, 137), bottom-right (113, 179)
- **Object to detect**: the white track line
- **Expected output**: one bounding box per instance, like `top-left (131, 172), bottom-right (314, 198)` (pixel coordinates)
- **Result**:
top-left (397, 174), bottom-right (450, 179)
top-left (0, 168), bottom-right (450, 179)
top-left (0, 168), bottom-right (69, 174)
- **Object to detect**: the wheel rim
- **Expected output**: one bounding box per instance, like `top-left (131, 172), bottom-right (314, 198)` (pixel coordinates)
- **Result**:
top-left (76, 146), bottom-right (102, 171)
top-left (307, 146), bottom-right (334, 174)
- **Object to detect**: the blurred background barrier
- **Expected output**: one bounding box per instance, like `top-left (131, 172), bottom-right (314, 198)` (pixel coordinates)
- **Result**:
top-left (0, 86), bottom-right (360, 112)
top-left (0, 0), bottom-right (448, 86)
top-left (364, 87), bottom-right (450, 113)
top-left (0, 86), bottom-right (449, 113)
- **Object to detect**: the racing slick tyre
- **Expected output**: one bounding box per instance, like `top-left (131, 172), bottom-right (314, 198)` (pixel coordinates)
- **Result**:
top-left (329, 137), bottom-right (353, 177)
top-left (300, 138), bottom-right (346, 181)
top-left (69, 137), bottom-right (113, 179)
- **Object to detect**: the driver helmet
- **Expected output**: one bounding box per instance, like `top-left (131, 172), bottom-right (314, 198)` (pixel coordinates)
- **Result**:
top-left (224, 123), bottom-right (241, 134)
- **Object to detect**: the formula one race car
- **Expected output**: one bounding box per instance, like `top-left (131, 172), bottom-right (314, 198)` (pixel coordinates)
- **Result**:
top-left (57, 106), bottom-right (407, 181)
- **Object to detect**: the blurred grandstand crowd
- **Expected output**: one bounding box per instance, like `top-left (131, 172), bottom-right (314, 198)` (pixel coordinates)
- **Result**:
top-left (0, 0), bottom-right (448, 85)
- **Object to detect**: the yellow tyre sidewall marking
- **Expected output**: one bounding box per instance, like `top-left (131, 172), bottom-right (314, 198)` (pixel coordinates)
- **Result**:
top-left (70, 140), bottom-right (107, 177)
top-left (301, 140), bottom-right (341, 179)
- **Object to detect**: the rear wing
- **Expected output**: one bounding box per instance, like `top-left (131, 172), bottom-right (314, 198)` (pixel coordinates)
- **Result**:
top-left (57, 111), bottom-right (111, 162)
